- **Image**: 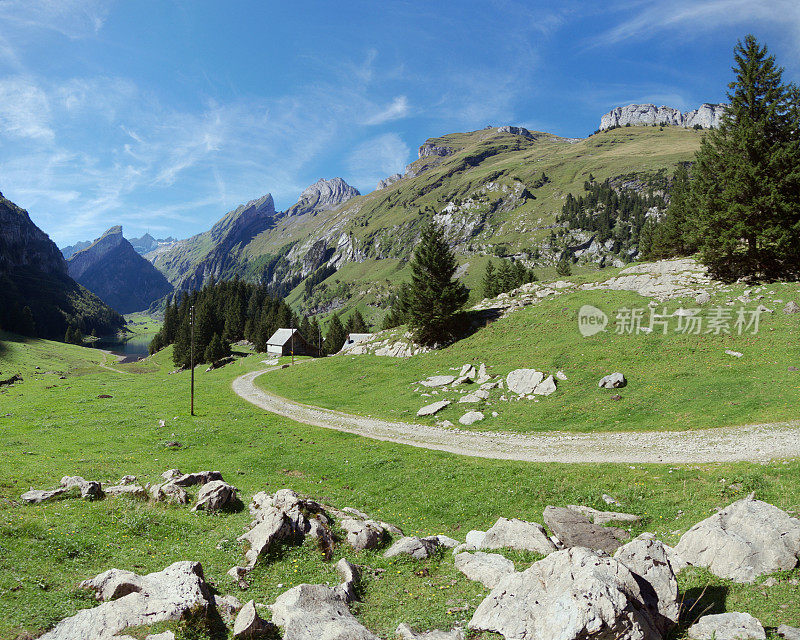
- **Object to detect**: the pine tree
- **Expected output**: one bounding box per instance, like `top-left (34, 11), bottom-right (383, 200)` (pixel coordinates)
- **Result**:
top-left (64, 326), bottom-right (74, 344)
top-left (204, 333), bottom-right (228, 364)
top-left (345, 309), bottom-right (368, 334)
top-left (325, 313), bottom-right (347, 354)
top-left (496, 260), bottom-right (512, 293)
top-left (645, 164), bottom-right (698, 259)
top-left (405, 223), bottom-right (469, 346)
top-left (309, 317), bottom-right (321, 349)
top-left (72, 328), bottom-right (83, 345)
top-left (555, 256), bottom-right (572, 277)
top-left (482, 260), bottom-right (497, 298)
top-left (691, 35), bottom-right (800, 281)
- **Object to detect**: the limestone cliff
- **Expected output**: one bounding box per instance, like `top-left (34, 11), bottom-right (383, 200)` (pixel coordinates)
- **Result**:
top-left (600, 103), bottom-right (726, 130)
top-left (284, 178), bottom-right (359, 217)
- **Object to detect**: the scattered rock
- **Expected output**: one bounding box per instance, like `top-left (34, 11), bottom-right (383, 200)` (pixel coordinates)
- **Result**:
top-left (117, 475), bottom-right (138, 485)
top-left (214, 594), bottom-right (243, 623)
top-left (233, 599), bottom-right (274, 638)
top-left (695, 291), bottom-right (711, 305)
top-left (162, 469), bottom-right (183, 481)
top-left (173, 471), bottom-right (223, 487)
top-left (458, 393), bottom-right (484, 403)
top-left (675, 496), bottom-right (800, 582)
top-left (465, 530), bottom-right (486, 549)
top-left (599, 372), bottom-right (627, 389)
top-left (454, 551), bottom-right (515, 589)
top-left (469, 547), bottom-right (663, 640)
top-left (506, 369), bottom-right (544, 395)
top-left (420, 376), bottom-right (456, 387)
top-left (603, 493), bottom-right (622, 506)
top-left (458, 411), bottom-right (484, 426)
top-left (481, 517), bottom-right (557, 554)
top-left (756, 304), bottom-right (773, 314)
top-left (555, 370), bottom-right (568, 381)
top-left (384, 536), bottom-right (439, 560)
top-left (688, 612), bottom-right (766, 640)
top-left (105, 484), bottom-right (148, 499)
top-left (60, 475), bottom-right (104, 500)
top-left (614, 535), bottom-right (680, 633)
top-left (725, 350), bottom-right (743, 358)
top-left (427, 534), bottom-right (460, 548)
top-left (21, 487), bottom-right (69, 504)
top-left (40, 561), bottom-right (212, 640)
top-left (459, 364), bottom-right (477, 379)
top-left (778, 625), bottom-right (800, 640)
top-left (533, 375), bottom-right (557, 396)
top-left (341, 517), bottom-right (385, 551)
top-left (417, 400), bottom-right (451, 417)
top-left (149, 482), bottom-right (189, 504)
top-left (783, 301), bottom-right (800, 314)
top-left (543, 506), bottom-right (628, 553)
top-left (271, 583), bottom-right (379, 640)
top-left (334, 558), bottom-right (360, 603)
top-left (192, 480), bottom-right (238, 512)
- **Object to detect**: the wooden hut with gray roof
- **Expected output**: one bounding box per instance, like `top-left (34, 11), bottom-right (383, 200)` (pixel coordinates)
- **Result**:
top-left (266, 328), bottom-right (320, 357)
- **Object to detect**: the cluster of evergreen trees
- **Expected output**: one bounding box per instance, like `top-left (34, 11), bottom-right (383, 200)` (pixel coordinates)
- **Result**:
top-left (481, 258), bottom-right (537, 298)
top-left (557, 176), bottom-right (667, 257)
top-left (322, 309), bottom-right (369, 353)
top-left (150, 279), bottom-right (300, 368)
top-left (642, 36), bottom-right (800, 282)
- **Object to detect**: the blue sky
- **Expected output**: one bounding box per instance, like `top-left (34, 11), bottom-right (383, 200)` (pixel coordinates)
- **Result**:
top-left (0, 0), bottom-right (798, 246)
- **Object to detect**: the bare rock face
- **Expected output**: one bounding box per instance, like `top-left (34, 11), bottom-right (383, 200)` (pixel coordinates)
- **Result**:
top-left (675, 497), bottom-right (800, 582)
top-left (376, 173), bottom-right (402, 190)
top-left (614, 535), bottom-right (680, 634)
top-left (599, 103), bottom-right (726, 130)
top-left (271, 583), bottom-right (379, 640)
top-left (40, 561), bottom-right (212, 640)
top-left (543, 506), bottom-right (628, 554)
top-left (285, 178), bottom-right (360, 217)
top-left (469, 547), bottom-right (662, 640)
top-left (688, 612), bottom-right (766, 640)
top-left (497, 125), bottom-right (536, 139)
top-left (481, 517), bottom-right (558, 555)
top-left (454, 551), bottom-right (516, 589)
top-left (192, 480), bottom-right (238, 512)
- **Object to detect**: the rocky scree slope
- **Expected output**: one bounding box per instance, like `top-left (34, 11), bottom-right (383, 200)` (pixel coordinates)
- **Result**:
top-left (0, 192), bottom-right (124, 338)
top-left (67, 226), bottom-right (173, 314)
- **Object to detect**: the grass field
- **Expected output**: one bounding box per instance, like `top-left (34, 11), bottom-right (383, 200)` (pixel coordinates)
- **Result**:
top-left (1, 331), bottom-right (799, 639)
top-left (261, 283), bottom-right (800, 434)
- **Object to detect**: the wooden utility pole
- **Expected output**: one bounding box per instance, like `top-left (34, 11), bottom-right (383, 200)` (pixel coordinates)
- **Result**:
top-left (190, 304), bottom-right (195, 416)
top-left (290, 317), bottom-right (295, 366)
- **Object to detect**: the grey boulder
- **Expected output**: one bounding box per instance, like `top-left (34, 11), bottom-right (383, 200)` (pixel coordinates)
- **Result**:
top-left (21, 487), bottom-right (69, 504)
top-left (688, 612), bottom-right (766, 640)
top-left (40, 561), bottom-right (212, 640)
top-left (417, 400), bottom-right (451, 417)
top-left (567, 505), bottom-right (641, 525)
top-left (544, 505), bottom-right (628, 553)
top-left (778, 625), bottom-right (800, 640)
top-left (149, 482), bottom-right (189, 504)
top-left (384, 536), bottom-right (439, 560)
top-left (614, 535), bottom-right (680, 633)
top-left (454, 551), bottom-right (515, 589)
top-left (341, 517), bottom-right (385, 551)
top-left (396, 622), bottom-right (464, 639)
top-left (458, 411), bottom-right (484, 425)
top-left (233, 599), bottom-right (274, 638)
top-left (599, 372), bottom-right (627, 389)
top-left (675, 497), bottom-right (800, 582)
top-left (469, 547), bottom-right (662, 640)
top-left (192, 480), bottom-right (238, 512)
top-left (60, 475), bottom-right (104, 500)
top-left (173, 470), bottom-right (223, 487)
top-left (481, 517), bottom-right (557, 554)
top-left (506, 369), bottom-right (544, 395)
top-left (420, 375), bottom-right (456, 387)
top-left (271, 583), bottom-right (379, 640)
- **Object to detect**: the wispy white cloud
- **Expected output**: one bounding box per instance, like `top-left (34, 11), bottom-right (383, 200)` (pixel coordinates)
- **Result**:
top-left (0, 76), bottom-right (54, 140)
top-left (0, 0), bottom-right (109, 39)
top-left (346, 133), bottom-right (410, 192)
top-left (363, 95), bottom-right (410, 125)
top-left (593, 0), bottom-right (800, 49)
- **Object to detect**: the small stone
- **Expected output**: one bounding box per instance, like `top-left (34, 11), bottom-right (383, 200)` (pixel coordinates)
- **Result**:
top-left (599, 372), bottom-right (626, 389)
top-left (458, 411), bottom-right (484, 426)
top-left (783, 301), bottom-right (800, 314)
top-left (725, 350), bottom-right (743, 358)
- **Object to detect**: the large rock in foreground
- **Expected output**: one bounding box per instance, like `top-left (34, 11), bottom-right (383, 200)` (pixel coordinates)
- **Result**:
top-left (454, 551), bottom-right (515, 589)
top-left (675, 497), bottom-right (800, 582)
top-left (481, 517), bottom-right (557, 554)
top-left (271, 583), bottom-right (379, 640)
top-left (544, 506), bottom-right (628, 553)
top-left (40, 561), bottom-right (212, 639)
top-left (469, 547), bottom-right (662, 640)
top-left (688, 612), bottom-right (766, 640)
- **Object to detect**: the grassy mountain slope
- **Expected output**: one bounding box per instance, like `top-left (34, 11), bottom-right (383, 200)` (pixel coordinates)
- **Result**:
top-left (1, 335), bottom-right (798, 638)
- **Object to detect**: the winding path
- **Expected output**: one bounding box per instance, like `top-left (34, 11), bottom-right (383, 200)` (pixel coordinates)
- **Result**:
top-left (233, 368), bottom-right (800, 464)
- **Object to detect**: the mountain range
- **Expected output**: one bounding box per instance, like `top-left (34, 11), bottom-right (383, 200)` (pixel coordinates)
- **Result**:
top-left (4, 104), bottom-right (706, 327)
top-left (0, 192), bottom-right (124, 339)
top-left (67, 226), bottom-right (173, 314)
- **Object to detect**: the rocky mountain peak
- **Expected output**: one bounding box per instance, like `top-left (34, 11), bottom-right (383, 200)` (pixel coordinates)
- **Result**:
top-left (68, 225), bottom-right (127, 279)
top-left (600, 103), bottom-right (726, 130)
top-left (286, 178), bottom-right (359, 217)
top-left (0, 193), bottom-right (67, 276)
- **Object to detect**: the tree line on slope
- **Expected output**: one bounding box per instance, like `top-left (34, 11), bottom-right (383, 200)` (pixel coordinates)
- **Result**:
top-left (148, 278), bottom-right (373, 366)
top-left (641, 35), bottom-right (800, 282)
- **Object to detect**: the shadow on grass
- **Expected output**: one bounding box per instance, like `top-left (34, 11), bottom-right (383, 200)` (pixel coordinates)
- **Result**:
top-left (678, 584), bottom-right (729, 629)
